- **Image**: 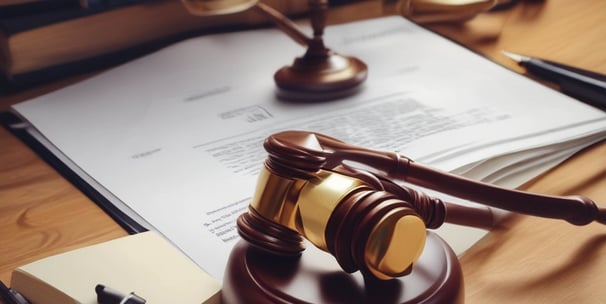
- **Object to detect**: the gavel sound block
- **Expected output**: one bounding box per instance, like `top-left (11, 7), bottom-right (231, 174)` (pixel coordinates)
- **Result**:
top-left (222, 232), bottom-right (463, 304)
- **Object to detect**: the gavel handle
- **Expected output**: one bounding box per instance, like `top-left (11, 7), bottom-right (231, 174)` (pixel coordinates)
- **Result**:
top-left (402, 160), bottom-right (606, 226)
top-left (443, 202), bottom-right (500, 229)
top-left (265, 130), bottom-right (605, 226)
top-left (253, 2), bottom-right (311, 47)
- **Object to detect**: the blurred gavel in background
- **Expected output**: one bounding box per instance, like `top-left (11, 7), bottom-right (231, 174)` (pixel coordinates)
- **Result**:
top-left (180, 0), bottom-right (517, 98)
top-left (182, 0), bottom-right (368, 98)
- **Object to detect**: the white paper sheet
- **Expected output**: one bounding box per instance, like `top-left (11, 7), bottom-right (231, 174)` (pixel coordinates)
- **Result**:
top-left (12, 17), bottom-right (606, 279)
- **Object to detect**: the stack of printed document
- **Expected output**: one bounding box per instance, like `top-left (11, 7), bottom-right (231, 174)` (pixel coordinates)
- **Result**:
top-left (8, 16), bottom-right (605, 279)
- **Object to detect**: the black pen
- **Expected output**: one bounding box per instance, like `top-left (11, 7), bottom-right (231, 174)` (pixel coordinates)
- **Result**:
top-left (502, 50), bottom-right (606, 109)
top-left (0, 281), bottom-right (30, 304)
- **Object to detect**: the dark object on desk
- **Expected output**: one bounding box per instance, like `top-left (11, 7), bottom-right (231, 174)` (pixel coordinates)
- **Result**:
top-left (0, 112), bottom-right (148, 233)
top-left (0, 0), bottom-right (81, 18)
top-left (503, 51), bottom-right (606, 109)
top-left (222, 232), bottom-right (463, 304)
top-left (0, 0), bottom-right (146, 19)
top-left (0, 281), bottom-right (30, 304)
top-left (95, 284), bottom-right (146, 304)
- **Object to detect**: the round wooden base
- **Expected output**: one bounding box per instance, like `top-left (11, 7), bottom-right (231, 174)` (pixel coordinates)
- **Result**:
top-left (222, 231), bottom-right (464, 304)
top-left (273, 54), bottom-right (367, 102)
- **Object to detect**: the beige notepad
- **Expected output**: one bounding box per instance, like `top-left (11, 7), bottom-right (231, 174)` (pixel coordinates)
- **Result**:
top-left (10, 231), bottom-right (221, 304)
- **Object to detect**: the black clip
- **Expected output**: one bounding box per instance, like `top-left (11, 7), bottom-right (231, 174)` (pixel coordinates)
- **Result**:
top-left (96, 284), bottom-right (146, 304)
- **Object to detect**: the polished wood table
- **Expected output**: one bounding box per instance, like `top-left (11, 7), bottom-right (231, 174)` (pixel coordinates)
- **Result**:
top-left (1, 0), bottom-right (605, 303)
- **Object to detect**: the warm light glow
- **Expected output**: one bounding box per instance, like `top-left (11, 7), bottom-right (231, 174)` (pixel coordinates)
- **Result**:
top-left (181, 0), bottom-right (258, 16)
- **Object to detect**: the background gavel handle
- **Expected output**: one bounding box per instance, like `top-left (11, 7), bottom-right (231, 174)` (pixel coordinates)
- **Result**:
top-left (253, 2), bottom-right (311, 46)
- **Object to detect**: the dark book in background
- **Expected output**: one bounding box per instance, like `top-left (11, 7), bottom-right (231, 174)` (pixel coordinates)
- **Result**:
top-left (0, 0), bottom-right (81, 19)
top-left (0, 0), bottom-right (160, 92)
top-left (0, 0), bottom-right (146, 20)
top-left (0, 0), bottom-right (373, 93)
top-left (0, 0), bottom-right (316, 92)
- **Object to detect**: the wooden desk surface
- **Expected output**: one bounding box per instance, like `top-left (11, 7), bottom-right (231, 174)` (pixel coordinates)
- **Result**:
top-left (1, 0), bottom-right (605, 303)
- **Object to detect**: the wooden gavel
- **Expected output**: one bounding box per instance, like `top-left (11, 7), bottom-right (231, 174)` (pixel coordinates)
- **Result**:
top-left (237, 130), bottom-right (605, 280)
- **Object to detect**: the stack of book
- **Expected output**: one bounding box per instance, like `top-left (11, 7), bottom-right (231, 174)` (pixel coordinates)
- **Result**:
top-left (0, 0), bottom-right (310, 90)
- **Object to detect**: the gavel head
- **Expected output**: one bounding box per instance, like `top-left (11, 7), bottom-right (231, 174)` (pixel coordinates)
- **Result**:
top-left (237, 131), bottom-right (428, 280)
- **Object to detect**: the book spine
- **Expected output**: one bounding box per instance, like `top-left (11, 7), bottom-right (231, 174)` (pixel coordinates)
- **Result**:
top-left (0, 0), bottom-right (370, 91)
top-left (0, 0), bottom-right (153, 34)
top-left (0, 0), bottom-right (81, 19)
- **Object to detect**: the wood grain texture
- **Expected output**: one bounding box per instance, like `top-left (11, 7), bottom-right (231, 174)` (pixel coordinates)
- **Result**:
top-left (425, 2), bottom-right (606, 302)
top-left (1, 0), bottom-right (605, 302)
top-left (459, 143), bottom-right (606, 304)
top-left (0, 127), bottom-right (127, 284)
